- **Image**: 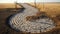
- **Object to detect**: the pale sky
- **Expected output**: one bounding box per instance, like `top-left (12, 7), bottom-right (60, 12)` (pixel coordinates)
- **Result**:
top-left (0, 0), bottom-right (60, 3)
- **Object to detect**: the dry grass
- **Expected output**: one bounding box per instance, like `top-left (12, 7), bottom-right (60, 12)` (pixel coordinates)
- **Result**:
top-left (28, 3), bottom-right (60, 17)
top-left (0, 3), bottom-right (22, 8)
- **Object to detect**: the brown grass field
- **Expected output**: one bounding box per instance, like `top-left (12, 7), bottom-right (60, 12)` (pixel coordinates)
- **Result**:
top-left (29, 3), bottom-right (60, 16)
top-left (0, 3), bottom-right (22, 8)
top-left (0, 3), bottom-right (60, 34)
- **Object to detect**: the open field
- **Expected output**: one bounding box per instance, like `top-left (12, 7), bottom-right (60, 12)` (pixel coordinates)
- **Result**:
top-left (29, 3), bottom-right (60, 17)
top-left (0, 3), bottom-right (60, 34)
top-left (0, 3), bottom-right (22, 8)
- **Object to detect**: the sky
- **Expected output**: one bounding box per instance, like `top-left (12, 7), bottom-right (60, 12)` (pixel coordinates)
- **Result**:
top-left (0, 0), bottom-right (60, 3)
